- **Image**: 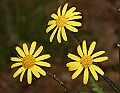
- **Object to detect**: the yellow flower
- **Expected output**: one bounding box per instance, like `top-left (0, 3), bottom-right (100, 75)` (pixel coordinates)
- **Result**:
top-left (66, 40), bottom-right (108, 85)
top-left (11, 41), bottom-right (51, 84)
top-left (46, 3), bottom-right (82, 43)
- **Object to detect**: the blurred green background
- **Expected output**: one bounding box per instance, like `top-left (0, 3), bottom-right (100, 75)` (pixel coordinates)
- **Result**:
top-left (0, 0), bottom-right (119, 93)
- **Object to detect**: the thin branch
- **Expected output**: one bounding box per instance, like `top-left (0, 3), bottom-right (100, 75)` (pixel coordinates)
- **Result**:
top-left (101, 75), bottom-right (120, 93)
top-left (72, 33), bottom-right (82, 44)
top-left (71, 32), bottom-right (120, 93)
top-left (46, 71), bottom-right (73, 93)
top-left (118, 5), bottom-right (120, 87)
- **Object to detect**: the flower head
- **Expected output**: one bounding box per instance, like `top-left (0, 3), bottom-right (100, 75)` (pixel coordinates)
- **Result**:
top-left (46, 3), bottom-right (82, 43)
top-left (11, 41), bottom-right (51, 84)
top-left (66, 40), bottom-right (108, 84)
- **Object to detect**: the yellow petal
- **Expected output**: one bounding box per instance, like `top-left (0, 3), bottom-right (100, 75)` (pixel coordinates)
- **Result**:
top-left (46, 24), bottom-right (56, 33)
top-left (36, 61), bottom-right (51, 67)
top-left (91, 51), bottom-right (105, 58)
top-left (33, 46), bottom-right (43, 57)
top-left (36, 54), bottom-right (51, 61)
top-left (61, 27), bottom-right (67, 41)
top-left (57, 6), bottom-right (61, 16)
top-left (20, 68), bottom-right (26, 82)
top-left (68, 16), bottom-right (82, 20)
top-left (93, 57), bottom-right (108, 62)
top-left (66, 62), bottom-right (80, 67)
top-left (68, 66), bottom-right (78, 71)
top-left (72, 12), bottom-right (81, 15)
top-left (13, 67), bottom-right (24, 78)
top-left (65, 7), bottom-right (76, 18)
top-left (89, 66), bottom-right (98, 80)
top-left (11, 63), bottom-right (22, 69)
top-left (48, 20), bottom-right (56, 25)
top-left (11, 57), bottom-right (22, 62)
top-left (51, 13), bottom-right (58, 19)
top-left (88, 41), bottom-right (96, 56)
top-left (50, 27), bottom-right (58, 42)
top-left (65, 25), bottom-right (78, 32)
top-left (34, 65), bottom-right (46, 76)
top-left (68, 12), bottom-right (81, 17)
top-left (27, 69), bottom-right (32, 84)
top-left (72, 67), bottom-right (83, 79)
top-left (23, 43), bottom-right (29, 55)
top-left (91, 65), bottom-right (104, 75)
top-left (67, 21), bottom-right (82, 26)
top-left (77, 45), bottom-right (83, 57)
top-left (62, 3), bottom-right (68, 15)
top-left (67, 53), bottom-right (80, 61)
top-left (83, 68), bottom-right (89, 85)
top-left (31, 67), bottom-right (40, 78)
top-left (30, 41), bottom-right (36, 55)
top-left (57, 27), bottom-right (61, 43)
top-left (68, 63), bottom-right (82, 71)
top-left (15, 46), bottom-right (25, 57)
top-left (82, 40), bottom-right (87, 56)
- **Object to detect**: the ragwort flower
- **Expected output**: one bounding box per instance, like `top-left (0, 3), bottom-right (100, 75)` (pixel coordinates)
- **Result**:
top-left (66, 40), bottom-right (108, 84)
top-left (46, 3), bottom-right (82, 43)
top-left (11, 41), bottom-right (51, 84)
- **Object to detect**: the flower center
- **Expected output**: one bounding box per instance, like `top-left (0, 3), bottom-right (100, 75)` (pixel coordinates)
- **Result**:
top-left (22, 55), bottom-right (36, 69)
top-left (80, 56), bottom-right (93, 68)
top-left (56, 16), bottom-right (67, 27)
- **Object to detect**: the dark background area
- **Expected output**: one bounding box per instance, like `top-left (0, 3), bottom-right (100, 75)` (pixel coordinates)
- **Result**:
top-left (0, 0), bottom-right (119, 93)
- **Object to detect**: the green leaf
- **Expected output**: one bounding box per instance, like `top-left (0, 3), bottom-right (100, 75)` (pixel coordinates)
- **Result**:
top-left (89, 76), bottom-right (104, 93)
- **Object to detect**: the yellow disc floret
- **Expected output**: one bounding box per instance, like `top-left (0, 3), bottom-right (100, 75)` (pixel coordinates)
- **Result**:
top-left (80, 56), bottom-right (93, 68)
top-left (22, 55), bottom-right (36, 69)
top-left (56, 16), bottom-right (67, 27)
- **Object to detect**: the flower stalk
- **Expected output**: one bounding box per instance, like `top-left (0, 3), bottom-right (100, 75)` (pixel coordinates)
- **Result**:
top-left (72, 33), bottom-right (82, 43)
top-left (47, 71), bottom-right (73, 93)
top-left (100, 75), bottom-right (120, 93)
top-left (118, 6), bottom-right (120, 84)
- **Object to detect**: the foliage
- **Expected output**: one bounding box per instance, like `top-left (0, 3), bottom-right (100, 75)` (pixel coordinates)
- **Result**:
top-left (89, 76), bottom-right (104, 93)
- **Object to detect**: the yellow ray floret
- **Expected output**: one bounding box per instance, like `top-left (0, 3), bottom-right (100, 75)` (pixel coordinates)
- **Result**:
top-left (46, 3), bottom-right (82, 43)
top-left (66, 40), bottom-right (108, 85)
top-left (10, 41), bottom-right (51, 84)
